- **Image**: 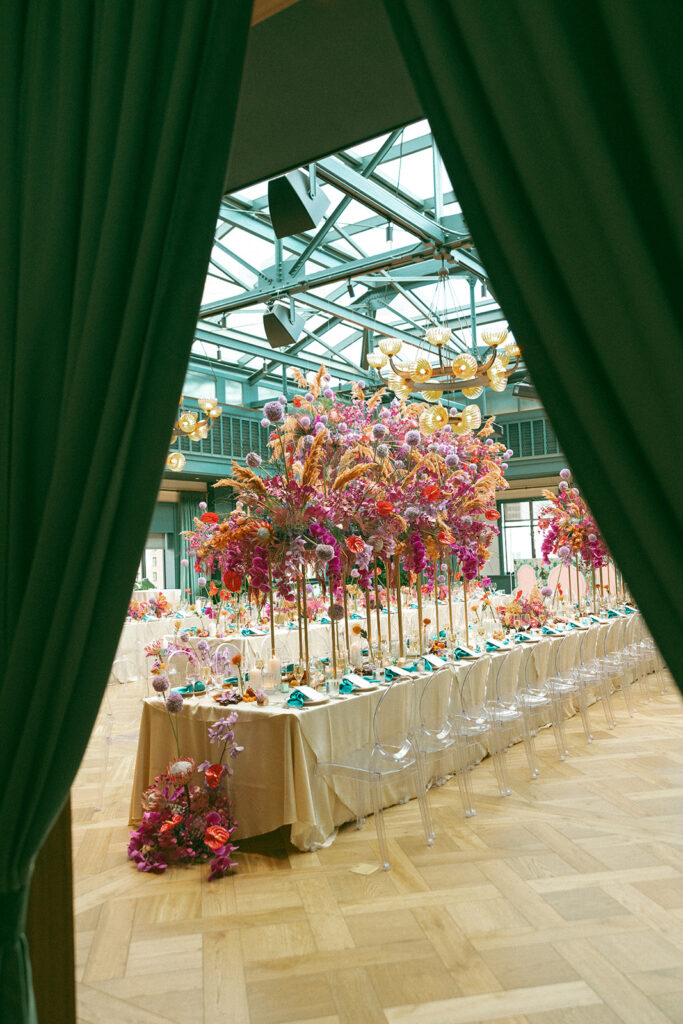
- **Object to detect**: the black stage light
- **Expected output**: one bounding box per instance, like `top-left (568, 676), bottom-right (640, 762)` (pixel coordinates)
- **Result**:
top-left (512, 380), bottom-right (539, 401)
top-left (267, 169), bottom-right (329, 239)
top-left (263, 302), bottom-right (304, 348)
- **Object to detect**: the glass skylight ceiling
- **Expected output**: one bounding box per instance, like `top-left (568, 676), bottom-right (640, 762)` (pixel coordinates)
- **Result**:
top-left (193, 120), bottom-right (510, 393)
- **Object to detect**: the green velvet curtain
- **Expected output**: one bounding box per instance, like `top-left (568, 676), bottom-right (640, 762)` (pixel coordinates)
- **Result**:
top-left (384, 0), bottom-right (683, 685)
top-left (0, 2), bottom-right (252, 1020)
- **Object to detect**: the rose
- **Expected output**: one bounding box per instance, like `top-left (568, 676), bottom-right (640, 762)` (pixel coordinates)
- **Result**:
top-left (222, 570), bottom-right (242, 592)
top-left (346, 535), bottom-right (365, 554)
top-left (200, 511), bottom-right (219, 524)
top-left (204, 764), bottom-right (225, 789)
top-left (204, 825), bottom-right (231, 851)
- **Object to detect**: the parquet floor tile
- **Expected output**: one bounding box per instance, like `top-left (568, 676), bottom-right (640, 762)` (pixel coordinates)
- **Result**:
top-left (74, 671), bottom-right (683, 1023)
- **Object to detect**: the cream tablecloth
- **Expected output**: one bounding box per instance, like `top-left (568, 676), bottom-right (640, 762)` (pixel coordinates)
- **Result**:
top-left (130, 636), bottom-right (562, 849)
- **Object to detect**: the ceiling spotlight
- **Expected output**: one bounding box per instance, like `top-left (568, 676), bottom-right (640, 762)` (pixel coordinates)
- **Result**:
top-left (347, 279), bottom-right (355, 299)
top-left (512, 379), bottom-right (539, 400)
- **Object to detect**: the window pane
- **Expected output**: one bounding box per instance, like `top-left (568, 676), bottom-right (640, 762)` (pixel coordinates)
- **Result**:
top-left (183, 371), bottom-right (216, 399)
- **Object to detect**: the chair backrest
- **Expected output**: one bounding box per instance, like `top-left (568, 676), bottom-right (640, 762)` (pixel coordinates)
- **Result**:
top-left (525, 640), bottom-right (552, 691)
top-left (418, 666), bottom-right (455, 742)
top-left (212, 642), bottom-right (241, 679)
top-left (604, 620), bottom-right (624, 654)
top-left (578, 628), bottom-right (597, 664)
top-left (459, 657), bottom-right (490, 718)
top-left (166, 650), bottom-right (192, 688)
top-left (492, 646), bottom-right (524, 705)
top-left (552, 633), bottom-right (581, 675)
top-left (372, 678), bottom-right (415, 760)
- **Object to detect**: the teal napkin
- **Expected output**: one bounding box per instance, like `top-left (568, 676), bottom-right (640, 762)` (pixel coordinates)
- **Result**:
top-left (439, 629), bottom-right (447, 639)
top-left (607, 609), bottom-right (619, 618)
top-left (172, 680), bottom-right (206, 695)
top-left (423, 654), bottom-right (447, 670)
top-left (287, 690), bottom-right (306, 707)
top-left (589, 616), bottom-right (601, 624)
top-left (349, 613), bottom-right (362, 620)
top-left (409, 603), bottom-right (418, 608)
top-left (384, 666), bottom-right (417, 681)
top-left (319, 656), bottom-right (330, 665)
top-left (541, 626), bottom-right (560, 636)
top-left (241, 627), bottom-right (265, 635)
top-left (320, 616), bottom-right (331, 624)
top-left (486, 640), bottom-right (503, 651)
top-left (175, 612), bottom-right (184, 619)
top-left (514, 633), bottom-right (532, 643)
top-left (223, 676), bottom-right (238, 685)
top-left (568, 622), bottom-right (580, 630)
top-left (454, 646), bottom-right (475, 660)
top-left (338, 679), bottom-right (354, 694)
top-left (624, 606), bottom-right (634, 614)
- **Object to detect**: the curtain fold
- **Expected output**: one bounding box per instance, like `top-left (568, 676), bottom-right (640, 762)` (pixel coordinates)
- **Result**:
top-left (383, 0), bottom-right (683, 685)
top-left (180, 492), bottom-right (202, 603)
top-left (0, 2), bottom-right (252, 1020)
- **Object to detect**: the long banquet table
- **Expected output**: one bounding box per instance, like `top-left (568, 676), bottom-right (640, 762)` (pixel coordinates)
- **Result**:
top-left (130, 622), bottom-right (630, 849)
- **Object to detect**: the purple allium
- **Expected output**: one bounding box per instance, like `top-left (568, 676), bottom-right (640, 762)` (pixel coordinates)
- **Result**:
top-left (372, 423), bottom-right (387, 441)
top-left (323, 388), bottom-right (334, 400)
top-left (153, 675), bottom-right (170, 693)
top-left (245, 451), bottom-right (262, 468)
top-left (197, 576), bottom-right (207, 587)
top-left (501, 462), bottom-right (508, 470)
top-left (305, 392), bottom-right (314, 402)
top-left (165, 691), bottom-right (184, 713)
top-left (376, 444), bottom-right (389, 459)
top-left (588, 533), bottom-right (597, 543)
top-left (197, 639), bottom-right (210, 653)
top-left (263, 400), bottom-right (285, 424)
top-left (380, 408), bottom-right (390, 420)
top-left (449, 407), bottom-right (459, 419)
top-left (278, 395), bottom-right (287, 405)
top-left (405, 429), bottom-right (420, 446)
top-left (330, 603), bottom-right (345, 621)
top-left (540, 586), bottom-right (553, 597)
top-left (180, 558), bottom-right (189, 567)
top-left (199, 501), bottom-right (208, 510)
top-left (299, 415), bottom-right (311, 429)
top-left (319, 414), bottom-right (328, 424)
top-left (314, 421), bottom-right (326, 434)
top-left (485, 438), bottom-right (493, 445)
top-left (316, 543), bottom-right (335, 562)
top-left (302, 435), bottom-right (314, 450)
top-left (559, 468), bottom-right (571, 480)
top-left (260, 418), bottom-right (269, 428)
top-left (558, 481), bottom-right (569, 491)
top-left (322, 374), bottom-right (331, 384)
top-left (338, 422), bottom-right (347, 433)
top-left (350, 568), bottom-right (359, 577)
top-left (504, 449), bottom-right (514, 459)
top-left (437, 575), bottom-right (446, 584)
top-left (557, 545), bottom-right (571, 562)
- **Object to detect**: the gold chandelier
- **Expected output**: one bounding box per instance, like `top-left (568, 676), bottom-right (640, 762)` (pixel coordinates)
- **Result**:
top-left (366, 329), bottom-right (521, 400)
top-left (166, 395), bottom-right (223, 472)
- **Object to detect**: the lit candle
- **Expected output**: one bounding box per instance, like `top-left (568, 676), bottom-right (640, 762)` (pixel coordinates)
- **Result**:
top-left (350, 639), bottom-right (362, 667)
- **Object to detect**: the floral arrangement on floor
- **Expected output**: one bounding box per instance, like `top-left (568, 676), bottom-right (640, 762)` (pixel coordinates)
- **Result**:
top-left (182, 365), bottom-right (511, 611)
top-left (128, 685), bottom-right (242, 880)
top-left (538, 468), bottom-right (607, 570)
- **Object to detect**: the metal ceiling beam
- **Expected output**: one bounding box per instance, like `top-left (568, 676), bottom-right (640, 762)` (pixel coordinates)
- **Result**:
top-left (294, 293), bottom-right (426, 345)
top-left (315, 155), bottom-right (448, 244)
top-left (194, 324), bottom-right (367, 383)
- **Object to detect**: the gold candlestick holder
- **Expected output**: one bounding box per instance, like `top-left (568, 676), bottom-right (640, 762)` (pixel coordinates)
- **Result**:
top-left (416, 572), bottom-right (424, 655)
top-left (394, 555), bottom-right (404, 660)
top-left (373, 559), bottom-right (382, 653)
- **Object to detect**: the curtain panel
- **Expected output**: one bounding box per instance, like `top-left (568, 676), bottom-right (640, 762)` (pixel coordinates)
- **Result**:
top-left (0, 2), bottom-right (252, 1020)
top-left (383, 0), bottom-right (683, 685)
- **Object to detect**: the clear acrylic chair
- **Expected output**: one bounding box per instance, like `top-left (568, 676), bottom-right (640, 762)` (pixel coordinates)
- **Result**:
top-left (543, 633), bottom-right (589, 743)
top-left (517, 641), bottom-right (569, 762)
top-left (314, 678), bottom-right (434, 870)
top-left (454, 656), bottom-right (511, 799)
top-left (414, 666), bottom-right (475, 818)
top-left (487, 646), bottom-right (541, 783)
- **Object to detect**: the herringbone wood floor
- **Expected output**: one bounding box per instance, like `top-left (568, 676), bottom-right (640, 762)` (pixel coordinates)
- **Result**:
top-left (73, 672), bottom-right (683, 1024)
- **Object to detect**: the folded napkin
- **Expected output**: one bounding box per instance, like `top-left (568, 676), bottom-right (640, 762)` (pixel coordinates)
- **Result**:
top-left (454, 646), bottom-right (476, 660)
top-left (142, 615), bottom-right (152, 621)
top-left (174, 612), bottom-right (184, 619)
top-left (568, 621), bottom-right (581, 630)
top-left (241, 627), bottom-right (266, 636)
top-left (338, 679), bottom-right (354, 694)
top-left (384, 665), bottom-right (415, 681)
top-left (439, 630), bottom-right (447, 639)
top-left (222, 676), bottom-right (238, 686)
top-left (541, 626), bottom-right (561, 636)
top-left (172, 680), bottom-right (206, 695)
top-left (589, 616), bottom-right (601, 624)
top-left (349, 613), bottom-right (363, 620)
top-left (486, 639), bottom-right (505, 651)
top-left (287, 690), bottom-right (306, 707)
top-left (320, 616), bottom-right (331, 624)
top-left (287, 622), bottom-right (296, 629)
top-left (423, 654), bottom-right (447, 669)
top-left (624, 606), bottom-right (635, 614)
top-left (607, 609), bottom-right (620, 618)
top-left (514, 633), bottom-right (532, 643)
top-left (409, 603), bottom-right (418, 608)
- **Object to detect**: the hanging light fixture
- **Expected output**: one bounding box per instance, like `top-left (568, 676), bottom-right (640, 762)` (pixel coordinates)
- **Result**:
top-left (366, 257), bottom-right (522, 401)
top-left (166, 394), bottom-right (223, 472)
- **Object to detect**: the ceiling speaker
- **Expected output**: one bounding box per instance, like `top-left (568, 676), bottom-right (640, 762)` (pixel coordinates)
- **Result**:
top-left (263, 303), bottom-right (305, 348)
top-left (268, 169), bottom-right (329, 239)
